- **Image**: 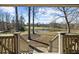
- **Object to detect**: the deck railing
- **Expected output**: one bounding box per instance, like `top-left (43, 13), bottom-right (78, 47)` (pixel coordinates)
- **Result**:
top-left (63, 34), bottom-right (79, 54)
top-left (1, 32), bottom-right (79, 54)
top-left (48, 32), bottom-right (79, 54)
top-left (0, 33), bottom-right (19, 54)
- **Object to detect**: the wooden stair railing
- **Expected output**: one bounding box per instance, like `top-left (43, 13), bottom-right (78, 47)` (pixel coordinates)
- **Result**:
top-left (30, 39), bottom-right (49, 46)
top-left (19, 35), bottom-right (30, 53)
top-left (19, 35), bottom-right (44, 53)
top-left (19, 35), bottom-right (28, 43)
top-left (19, 34), bottom-right (59, 53)
top-left (48, 34), bottom-right (58, 52)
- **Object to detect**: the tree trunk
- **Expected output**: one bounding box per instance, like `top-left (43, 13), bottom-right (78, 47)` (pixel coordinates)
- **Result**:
top-left (63, 7), bottom-right (70, 33)
top-left (15, 7), bottom-right (19, 32)
top-left (32, 7), bottom-right (35, 34)
top-left (28, 7), bottom-right (31, 40)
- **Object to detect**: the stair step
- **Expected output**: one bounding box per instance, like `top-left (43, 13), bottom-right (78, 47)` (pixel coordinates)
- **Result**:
top-left (36, 47), bottom-right (48, 53)
top-left (29, 45), bottom-right (49, 53)
top-left (29, 45), bottom-right (44, 53)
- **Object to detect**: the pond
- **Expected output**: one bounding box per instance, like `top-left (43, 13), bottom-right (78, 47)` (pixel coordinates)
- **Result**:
top-left (35, 29), bottom-right (49, 33)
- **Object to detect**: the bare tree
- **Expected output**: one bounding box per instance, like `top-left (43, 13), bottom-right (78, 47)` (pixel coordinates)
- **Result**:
top-left (5, 13), bottom-right (11, 31)
top-left (55, 7), bottom-right (78, 33)
top-left (11, 16), bottom-right (16, 31)
top-left (19, 15), bottom-right (25, 31)
top-left (19, 15), bottom-right (24, 25)
top-left (62, 7), bottom-right (70, 33)
top-left (1, 14), bottom-right (5, 31)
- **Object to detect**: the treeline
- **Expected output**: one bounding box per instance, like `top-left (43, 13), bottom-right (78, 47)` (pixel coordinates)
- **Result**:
top-left (0, 12), bottom-right (25, 32)
top-left (26, 22), bottom-right (79, 29)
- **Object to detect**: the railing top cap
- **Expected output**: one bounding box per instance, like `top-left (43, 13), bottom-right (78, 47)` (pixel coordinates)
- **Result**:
top-left (65, 33), bottom-right (79, 35)
top-left (58, 32), bottom-right (66, 33)
top-left (58, 32), bottom-right (79, 35)
top-left (0, 34), bottom-right (14, 37)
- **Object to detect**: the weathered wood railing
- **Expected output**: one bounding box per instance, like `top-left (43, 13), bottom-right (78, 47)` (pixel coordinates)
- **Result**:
top-left (63, 34), bottom-right (79, 54)
top-left (48, 32), bottom-right (79, 54)
top-left (19, 35), bottom-right (30, 54)
top-left (48, 34), bottom-right (59, 53)
top-left (0, 33), bottom-right (19, 54)
top-left (0, 33), bottom-right (50, 54)
top-left (1, 32), bottom-right (79, 54)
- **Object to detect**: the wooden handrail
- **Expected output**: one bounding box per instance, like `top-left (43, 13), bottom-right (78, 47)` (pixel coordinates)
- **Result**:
top-left (0, 34), bottom-right (13, 37)
top-left (31, 39), bottom-right (49, 46)
top-left (19, 35), bottom-right (28, 43)
top-left (49, 34), bottom-right (58, 52)
top-left (50, 35), bottom-right (58, 42)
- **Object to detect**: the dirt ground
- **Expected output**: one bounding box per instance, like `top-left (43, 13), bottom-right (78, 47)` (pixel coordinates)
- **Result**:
top-left (19, 31), bottom-right (58, 53)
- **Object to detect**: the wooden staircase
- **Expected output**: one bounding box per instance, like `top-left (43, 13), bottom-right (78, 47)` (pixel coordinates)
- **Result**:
top-left (26, 34), bottom-right (59, 53)
top-left (29, 40), bottom-right (49, 53)
top-left (0, 33), bottom-right (59, 54)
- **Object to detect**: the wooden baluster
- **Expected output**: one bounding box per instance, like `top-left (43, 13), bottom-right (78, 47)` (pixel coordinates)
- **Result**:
top-left (70, 36), bottom-right (72, 53)
top-left (63, 35), bottom-right (65, 53)
top-left (77, 36), bottom-right (79, 53)
top-left (14, 33), bottom-right (19, 54)
top-left (10, 37), bottom-right (12, 53)
top-left (1, 37), bottom-right (3, 54)
top-left (74, 37), bottom-right (76, 53)
top-left (8, 37), bottom-right (10, 53)
top-left (63, 36), bottom-right (65, 53)
top-left (66, 35), bottom-right (68, 53)
top-left (75, 37), bottom-right (78, 53)
top-left (12, 37), bottom-right (14, 53)
top-left (64, 36), bottom-right (66, 53)
top-left (0, 38), bottom-right (1, 53)
top-left (68, 36), bottom-right (70, 53)
top-left (14, 35), bottom-right (16, 53)
top-left (69, 35), bottom-right (72, 53)
top-left (9, 37), bottom-right (11, 53)
top-left (4, 38), bottom-right (6, 53)
top-left (65, 35), bottom-right (67, 53)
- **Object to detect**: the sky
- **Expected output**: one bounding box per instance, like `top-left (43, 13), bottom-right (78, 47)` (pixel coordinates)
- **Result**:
top-left (0, 6), bottom-right (78, 24)
top-left (0, 6), bottom-right (64, 24)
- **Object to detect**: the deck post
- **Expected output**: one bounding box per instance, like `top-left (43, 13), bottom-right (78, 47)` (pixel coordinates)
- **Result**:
top-left (48, 41), bottom-right (53, 52)
top-left (14, 32), bottom-right (20, 54)
top-left (58, 32), bottom-right (66, 54)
